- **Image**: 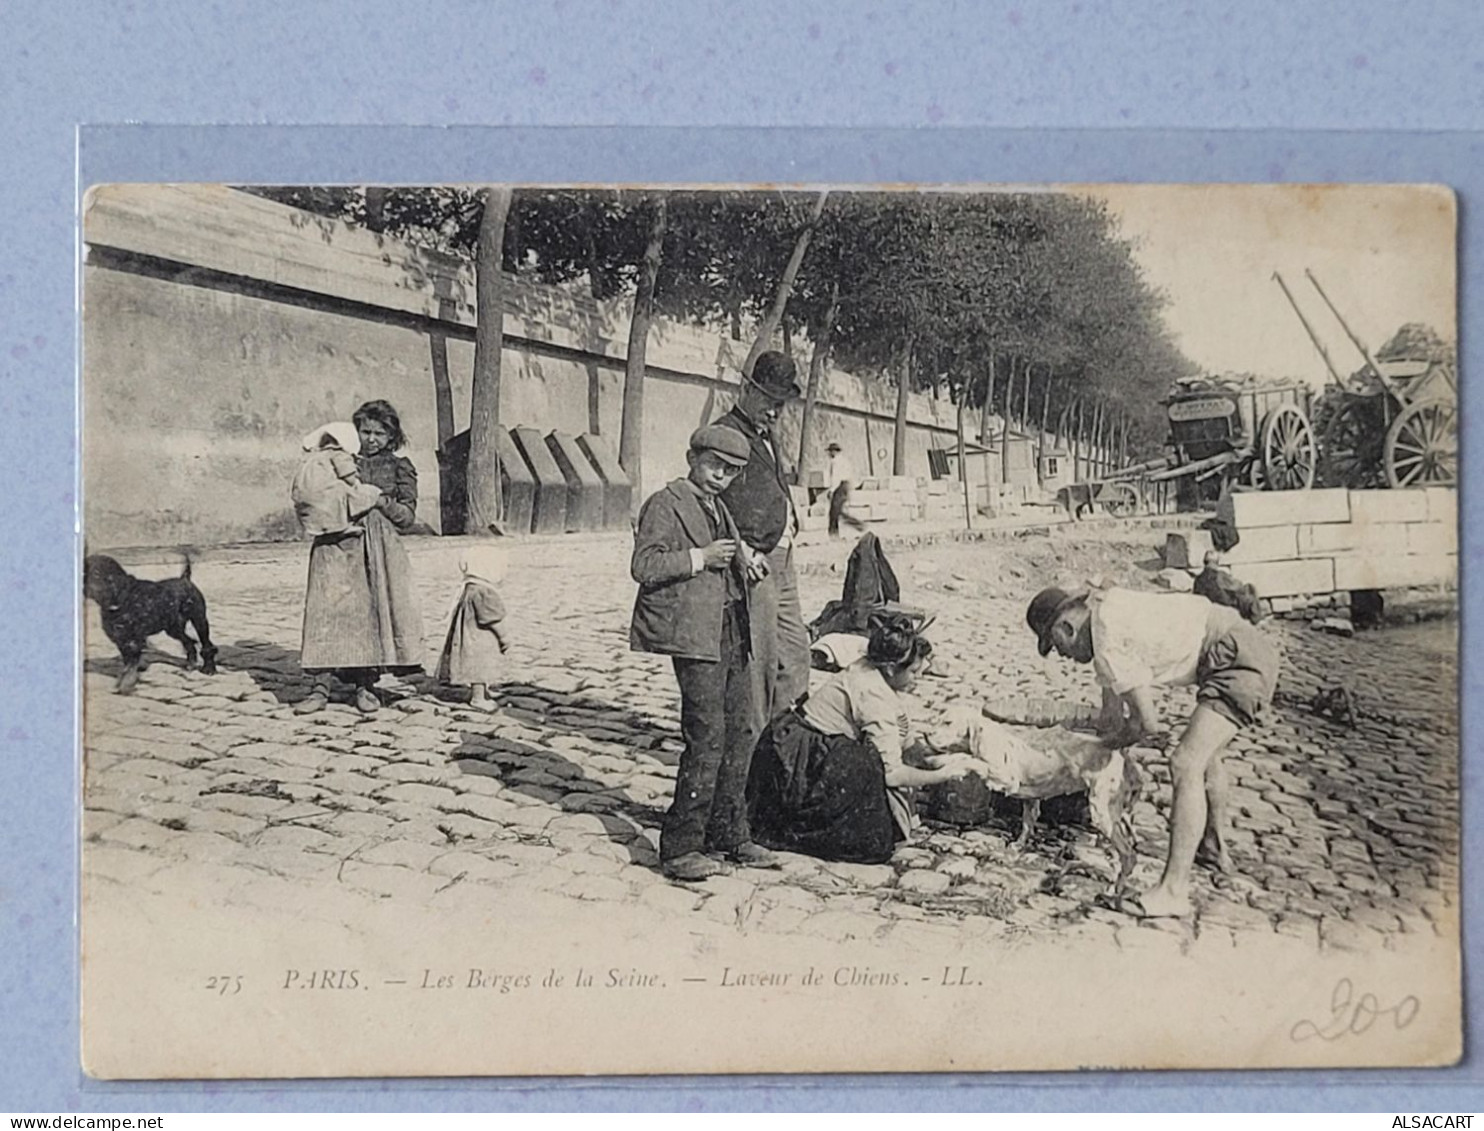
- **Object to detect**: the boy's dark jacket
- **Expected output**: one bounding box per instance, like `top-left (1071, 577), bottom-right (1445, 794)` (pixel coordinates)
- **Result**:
top-left (630, 479), bottom-right (753, 662)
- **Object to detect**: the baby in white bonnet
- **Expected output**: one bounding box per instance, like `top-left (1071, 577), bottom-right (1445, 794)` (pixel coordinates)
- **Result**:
top-left (291, 421), bottom-right (384, 538)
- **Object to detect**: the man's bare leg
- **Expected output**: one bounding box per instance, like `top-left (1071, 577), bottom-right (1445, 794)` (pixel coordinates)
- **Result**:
top-left (1138, 704), bottom-right (1238, 918)
top-left (1196, 752), bottom-right (1235, 874)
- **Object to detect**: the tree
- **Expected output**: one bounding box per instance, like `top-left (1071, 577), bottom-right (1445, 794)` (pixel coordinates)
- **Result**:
top-left (797, 278), bottom-right (839, 472)
top-left (621, 194), bottom-right (668, 507)
top-left (742, 191), bottom-right (829, 376)
top-left (241, 183), bottom-right (1198, 508)
top-left (466, 187), bottom-right (512, 532)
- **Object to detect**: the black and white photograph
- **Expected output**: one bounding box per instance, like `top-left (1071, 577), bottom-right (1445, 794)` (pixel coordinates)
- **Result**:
top-left (79, 181), bottom-right (1460, 1078)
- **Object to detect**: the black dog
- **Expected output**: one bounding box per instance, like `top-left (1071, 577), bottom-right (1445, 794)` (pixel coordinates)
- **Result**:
top-left (83, 554), bottom-right (218, 693)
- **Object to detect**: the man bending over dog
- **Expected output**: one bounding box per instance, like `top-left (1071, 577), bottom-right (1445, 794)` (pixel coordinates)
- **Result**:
top-left (1026, 584), bottom-right (1280, 919)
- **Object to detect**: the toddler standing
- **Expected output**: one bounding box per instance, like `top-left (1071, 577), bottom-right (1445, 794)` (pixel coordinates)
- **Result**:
top-left (436, 543), bottom-right (509, 712)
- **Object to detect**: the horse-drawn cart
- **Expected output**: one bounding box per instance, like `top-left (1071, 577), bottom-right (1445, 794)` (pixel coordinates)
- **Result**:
top-left (1059, 376), bottom-right (1316, 519)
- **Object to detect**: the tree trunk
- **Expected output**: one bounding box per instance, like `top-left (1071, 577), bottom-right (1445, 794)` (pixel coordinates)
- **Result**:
top-left (619, 194), bottom-right (668, 511)
top-left (1035, 372), bottom-right (1052, 487)
top-left (979, 353), bottom-right (996, 447)
top-left (892, 338), bottom-right (913, 477)
top-left (1021, 357), bottom-right (1035, 430)
top-left (1092, 402), bottom-right (1105, 478)
top-left (797, 278), bottom-right (839, 473)
top-left (364, 187), bottom-right (389, 232)
top-left (956, 385), bottom-right (972, 530)
top-left (1000, 357), bottom-right (1016, 489)
top-left (465, 186), bottom-right (513, 533)
top-left (1073, 400), bottom-right (1084, 482)
top-left (743, 190), bottom-right (829, 378)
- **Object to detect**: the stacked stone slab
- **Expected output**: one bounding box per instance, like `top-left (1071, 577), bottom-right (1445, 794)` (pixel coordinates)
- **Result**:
top-left (845, 476), bottom-right (926, 525)
top-left (1212, 487), bottom-right (1456, 617)
top-left (921, 478), bottom-right (965, 525)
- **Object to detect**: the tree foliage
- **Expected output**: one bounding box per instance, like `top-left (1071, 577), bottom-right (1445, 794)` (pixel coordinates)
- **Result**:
top-left (242, 184), bottom-right (1199, 463)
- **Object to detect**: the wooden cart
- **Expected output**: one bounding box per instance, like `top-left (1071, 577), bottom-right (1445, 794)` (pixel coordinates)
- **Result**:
top-left (1275, 269), bottom-right (1458, 489)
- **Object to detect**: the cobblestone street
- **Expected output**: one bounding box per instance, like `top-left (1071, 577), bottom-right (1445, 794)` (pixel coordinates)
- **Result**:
top-left (82, 524), bottom-right (1460, 959)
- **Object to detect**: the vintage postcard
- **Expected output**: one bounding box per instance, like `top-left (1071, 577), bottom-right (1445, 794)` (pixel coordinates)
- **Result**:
top-left (79, 181), bottom-right (1460, 1077)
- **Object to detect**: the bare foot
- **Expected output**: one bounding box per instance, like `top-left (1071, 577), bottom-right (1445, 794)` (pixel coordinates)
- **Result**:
top-left (1132, 886), bottom-right (1190, 920)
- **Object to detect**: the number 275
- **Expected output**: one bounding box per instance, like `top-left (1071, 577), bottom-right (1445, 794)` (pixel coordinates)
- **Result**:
top-left (206, 975), bottom-right (243, 996)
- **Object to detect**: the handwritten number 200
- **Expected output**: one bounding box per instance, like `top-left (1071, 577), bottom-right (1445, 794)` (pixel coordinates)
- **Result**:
top-left (206, 976), bottom-right (243, 997)
top-left (1291, 979), bottom-right (1419, 1042)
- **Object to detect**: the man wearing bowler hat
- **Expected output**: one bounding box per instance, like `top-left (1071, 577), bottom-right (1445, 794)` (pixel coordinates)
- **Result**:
top-left (713, 350), bottom-right (812, 735)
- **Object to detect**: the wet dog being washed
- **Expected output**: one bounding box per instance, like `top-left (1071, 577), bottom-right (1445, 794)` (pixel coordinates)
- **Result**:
top-left (83, 554), bottom-right (218, 694)
top-left (926, 703), bottom-right (1143, 899)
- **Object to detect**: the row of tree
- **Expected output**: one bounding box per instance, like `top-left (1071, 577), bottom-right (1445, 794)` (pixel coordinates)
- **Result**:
top-left (246, 185), bottom-right (1197, 529)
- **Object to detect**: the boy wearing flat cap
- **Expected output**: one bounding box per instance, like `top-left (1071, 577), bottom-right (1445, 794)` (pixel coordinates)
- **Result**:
top-left (631, 425), bottom-right (779, 881)
top-left (1026, 584), bottom-right (1280, 919)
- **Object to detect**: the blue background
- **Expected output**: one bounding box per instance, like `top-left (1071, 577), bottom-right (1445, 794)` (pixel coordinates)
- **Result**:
top-left (4, 0), bottom-right (1481, 1113)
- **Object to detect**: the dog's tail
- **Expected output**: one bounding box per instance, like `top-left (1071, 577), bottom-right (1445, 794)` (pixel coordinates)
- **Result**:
top-left (179, 548), bottom-right (194, 581)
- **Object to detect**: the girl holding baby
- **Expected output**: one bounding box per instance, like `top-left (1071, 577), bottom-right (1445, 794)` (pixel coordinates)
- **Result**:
top-left (295, 399), bottom-right (424, 714)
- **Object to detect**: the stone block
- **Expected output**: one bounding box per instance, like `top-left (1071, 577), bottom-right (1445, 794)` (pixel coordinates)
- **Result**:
top-left (575, 433), bottom-right (632, 532)
top-left (1162, 530), bottom-right (1214, 570)
top-left (1228, 557), bottom-right (1335, 599)
top-left (1218, 488), bottom-right (1350, 529)
top-left (1156, 567), bottom-right (1195, 592)
top-left (1405, 523), bottom-right (1458, 557)
top-left (1333, 553), bottom-right (1457, 591)
top-left (1348, 488), bottom-right (1429, 525)
top-left (1297, 522), bottom-right (1365, 556)
top-left (1224, 524), bottom-right (1299, 566)
top-left (511, 426), bottom-right (568, 535)
top-left (485, 428), bottom-right (535, 536)
top-left (887, 476), bottom-right (918, 492)
top-left (545, 431), bottom-right (605, 533)
top-left (1425, 487), bottom-right (1457, 525)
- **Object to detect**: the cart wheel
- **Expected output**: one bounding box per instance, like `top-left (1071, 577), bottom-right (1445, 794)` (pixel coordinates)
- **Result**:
top-left (1384, 399), bottom-right (1457, 487)
top-left (1103, 483), bottom-right (1140, 517)
top-left (1319, 395), bottom-right (1388, 489)
top-left (1260, 404), bottom-right (1316, 490)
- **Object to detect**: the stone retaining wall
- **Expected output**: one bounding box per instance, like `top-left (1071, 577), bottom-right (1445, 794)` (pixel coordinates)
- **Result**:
top-left (81, 185), bottom-right (1111, 548)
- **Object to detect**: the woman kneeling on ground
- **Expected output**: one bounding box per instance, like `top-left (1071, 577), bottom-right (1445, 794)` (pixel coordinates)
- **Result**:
top-left (745, 614), bottom-right (977, 864)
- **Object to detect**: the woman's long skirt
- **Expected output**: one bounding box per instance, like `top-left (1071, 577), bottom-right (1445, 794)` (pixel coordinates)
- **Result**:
top-left (300, 510), bottom-right (423, 673)
top-left (745, 711), bottom-right (904, 865)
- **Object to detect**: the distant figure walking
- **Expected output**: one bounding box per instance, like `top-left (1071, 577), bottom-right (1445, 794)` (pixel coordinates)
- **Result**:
top-left (824, 441), bottom-right (866, 538)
